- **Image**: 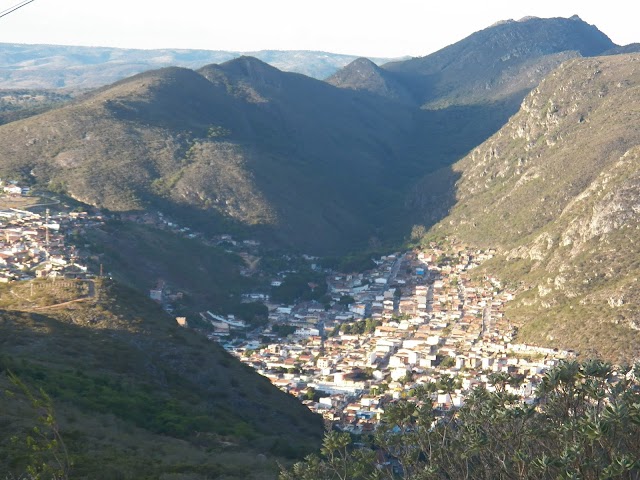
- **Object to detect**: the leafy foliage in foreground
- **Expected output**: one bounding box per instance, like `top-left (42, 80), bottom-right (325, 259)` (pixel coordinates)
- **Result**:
top-left (281, 360), bottom-right (640, 479)
top-left (4, 371), bottom-right (71, 480)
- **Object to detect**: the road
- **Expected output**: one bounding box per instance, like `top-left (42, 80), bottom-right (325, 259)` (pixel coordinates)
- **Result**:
top-left (387, 253), bottom-right (406, 283)
top-left (23, 193), bottom-right (62, 209)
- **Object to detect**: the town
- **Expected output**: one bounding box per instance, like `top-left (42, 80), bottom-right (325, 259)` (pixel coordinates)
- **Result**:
top-left (224, 243), bottom-right (573, 433)
top-left (0, 182), bottom-right (573, 434)
top-left (0, 183), bottom-right (103, 283)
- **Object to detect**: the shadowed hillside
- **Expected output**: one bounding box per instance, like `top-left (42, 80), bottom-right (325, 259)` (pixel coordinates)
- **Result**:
top-left (0, 279), bottom-right (324, 478)
top-left (0, 57), bottom-right (488, 253)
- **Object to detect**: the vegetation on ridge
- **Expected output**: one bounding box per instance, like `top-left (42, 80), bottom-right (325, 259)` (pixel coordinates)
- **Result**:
top-left (281, 360), bottom-right (640, 479)
top-left (0, 15), bottom-right (617, 254)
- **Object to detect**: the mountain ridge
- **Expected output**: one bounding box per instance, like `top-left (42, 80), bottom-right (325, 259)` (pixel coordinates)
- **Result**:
top-left (0, 16), bottom-right (633, 256)
top-left (327, 15), bottom-right (617, 110)
top-left (419, 53), bottom-right (640, 362)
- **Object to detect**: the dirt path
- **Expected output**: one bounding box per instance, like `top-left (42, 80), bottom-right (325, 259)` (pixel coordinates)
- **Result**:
top-left (30, 280), bottom-right (96, 311)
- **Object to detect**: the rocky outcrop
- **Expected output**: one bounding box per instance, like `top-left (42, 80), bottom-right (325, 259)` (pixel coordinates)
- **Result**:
top-left (427, 54), bottom-right (640, 361)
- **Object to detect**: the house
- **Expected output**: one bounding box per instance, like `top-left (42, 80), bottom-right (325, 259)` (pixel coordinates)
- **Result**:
top-left (149, 289), bottom-right (163, 302)
top-left (176, 317), bottom-right (188, 327)
top-left (294, 327), bottom-right (320, 337)
top-left (3, 185), bottom-right (22, 195)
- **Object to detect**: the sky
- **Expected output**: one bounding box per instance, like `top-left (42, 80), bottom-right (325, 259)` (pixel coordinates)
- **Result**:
top-left (0, 0), bottom-right (637, 58)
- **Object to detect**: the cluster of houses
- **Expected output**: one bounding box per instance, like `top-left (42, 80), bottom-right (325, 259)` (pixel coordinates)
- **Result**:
top-left (227, 243), bottom-right (572, 432)
top-left (0, 204), bottom-right (101, 282)
top-left (3, 183), bottom-right (30, 196)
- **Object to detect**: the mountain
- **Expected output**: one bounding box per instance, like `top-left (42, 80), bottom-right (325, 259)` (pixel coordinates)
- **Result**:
top-left (420, 53), bottom-right (640, 362)
top-left (327, 16), bottom-right (616, 111)
top-left (604, 43), bottom-right (640, 55)
top-left (325, 57), bottom-right (413, 103)
top-left (0, 17), bottom-right (630, 257)
top-left (0, 279), bottom-right (323, 478)
top-left (0, 57), bottom-right (462, 253)
top-left (0, 43), bottom-right (398, 89)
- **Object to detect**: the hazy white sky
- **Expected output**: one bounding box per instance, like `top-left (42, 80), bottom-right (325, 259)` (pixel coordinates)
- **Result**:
top-left (0, 0), bottom-right (637, 58)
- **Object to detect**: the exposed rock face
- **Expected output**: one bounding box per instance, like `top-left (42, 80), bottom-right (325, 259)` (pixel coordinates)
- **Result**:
top-left (382, 15), bottom-right (616, 108)
top-left (427, 54), bottom-right (640, 361)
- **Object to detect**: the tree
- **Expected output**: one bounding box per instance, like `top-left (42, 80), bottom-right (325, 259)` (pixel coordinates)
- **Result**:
top-left (304, 387), bottom-right (316, 401)
top-left (438, 356), bottom-right (455, 368)
top-left (410, 225), bottom-right (427, 242)
top-left (281, 360), bottom-right (640, 479)
top-left (3, 371), bottom-right (71, 479)
top-left (271, 272), bottom-right (327, 304)
top-left (279, 431), bottom-right (379, 480)
top-left (338, 295), bottom-right (355, 307)
top-left (234, 301), bottom-right (268, 328)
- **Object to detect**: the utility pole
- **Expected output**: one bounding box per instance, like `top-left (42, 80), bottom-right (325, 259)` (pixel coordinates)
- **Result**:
top-left (44, 208), bottom-right (50, 260)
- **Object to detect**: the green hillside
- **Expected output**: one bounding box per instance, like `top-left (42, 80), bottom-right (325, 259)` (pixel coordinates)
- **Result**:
top-left (0, 279), bottom-right (323, 479)
top-left (82, 220), bottom-right (255, 315)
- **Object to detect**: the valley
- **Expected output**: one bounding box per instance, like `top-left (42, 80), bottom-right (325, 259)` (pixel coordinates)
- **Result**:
top-left (225, 242), bottom-right (574, 433)
top-left (2, 12), bottom-right (640, 479)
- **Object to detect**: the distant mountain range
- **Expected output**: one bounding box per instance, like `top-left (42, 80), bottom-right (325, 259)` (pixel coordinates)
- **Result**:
top-left (0, 43), bottom-right (399, 89)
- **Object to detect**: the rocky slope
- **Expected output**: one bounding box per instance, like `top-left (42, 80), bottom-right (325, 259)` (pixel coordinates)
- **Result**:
top-left (327, 16), bottom-right (617, 112)
top-left (424, 54), bottom-right (640, 362)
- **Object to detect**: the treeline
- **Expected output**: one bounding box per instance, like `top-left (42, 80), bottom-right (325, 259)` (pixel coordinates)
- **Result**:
top-left (271, 271), bottom-right (328, 305)
top-left (281, 360), bottom-right (640, 479)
